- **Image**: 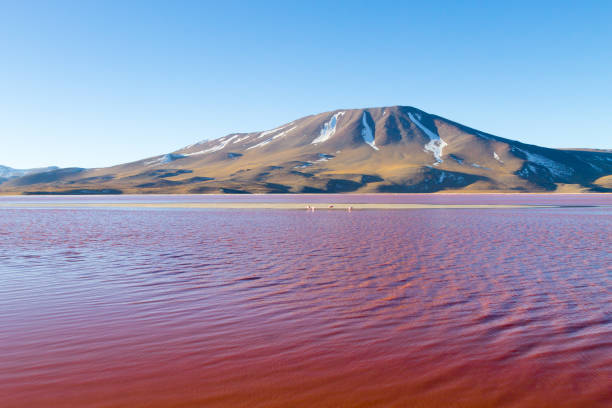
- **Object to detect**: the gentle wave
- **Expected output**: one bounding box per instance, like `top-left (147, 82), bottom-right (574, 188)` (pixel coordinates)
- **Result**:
top-left (1, 201), bottom-right (611, 407)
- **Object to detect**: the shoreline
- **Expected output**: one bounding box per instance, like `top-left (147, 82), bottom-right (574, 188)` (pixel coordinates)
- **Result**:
top-left (1, 192), bottom-right (612, 197)
top-left (0, 202), bottom-right (572, 210)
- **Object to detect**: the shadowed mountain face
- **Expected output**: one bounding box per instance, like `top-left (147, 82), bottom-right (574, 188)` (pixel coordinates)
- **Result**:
top-left (0, 165), bottom-right (60, 185)
top-left (2, 106), bottom-right (612, 194)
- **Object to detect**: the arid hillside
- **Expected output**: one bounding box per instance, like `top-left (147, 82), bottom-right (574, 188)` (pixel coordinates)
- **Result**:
top-left (2, 106), bottom-right (612, 194)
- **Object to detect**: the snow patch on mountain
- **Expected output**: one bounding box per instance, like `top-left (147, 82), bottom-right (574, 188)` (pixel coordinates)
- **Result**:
top-left (361, 112), bottom-right (379, 150)
top-left (246, 126), bottom-right (297, 150)
top-left (258, 123), bottom-right (293, 139)
top-left (271, 126), bottom-right (296, 140)
top-left (408, 112), bottom-right (447, 165)
top-left (424, 139), bottom-right (448, 166)
top-left (232, 135), bottom-right (251, 144)
top-left (145, 153), bottom-right (186, 166)
top-left (247, 139), bottom-right (273, 150)
top-left (493, 152), bottom-right (503, 163)
top-left (517, 163), bottom-right (541, 178)
top-left (312, 112), bottom-right (345, 144)
top-left (189, 133), bottom-right (231, 148)
top-left (185, 134), bottom-right (240, 156)
top-left (515, 148), bottom-right (573, 178)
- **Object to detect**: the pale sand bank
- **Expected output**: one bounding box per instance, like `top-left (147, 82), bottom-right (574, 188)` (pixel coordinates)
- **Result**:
top-left (0, 202), bottom-right (563, 210)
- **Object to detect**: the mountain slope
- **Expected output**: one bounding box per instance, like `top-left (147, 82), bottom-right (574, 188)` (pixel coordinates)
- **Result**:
top-left (2, 106), bottom-right (612, 194)
top-left (0, 165), bottom-right (59, 185)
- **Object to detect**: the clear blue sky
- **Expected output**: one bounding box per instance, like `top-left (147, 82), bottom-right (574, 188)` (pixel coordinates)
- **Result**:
top-left (1, 0), bottom-right (611, 168)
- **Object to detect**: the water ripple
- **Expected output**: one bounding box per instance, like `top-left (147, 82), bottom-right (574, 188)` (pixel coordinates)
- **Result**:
top-left (0, 201), bottom-right (610, 407)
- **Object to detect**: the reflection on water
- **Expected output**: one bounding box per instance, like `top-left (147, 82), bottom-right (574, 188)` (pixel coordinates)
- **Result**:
top-left (1, 197), bottom-right (611, 407)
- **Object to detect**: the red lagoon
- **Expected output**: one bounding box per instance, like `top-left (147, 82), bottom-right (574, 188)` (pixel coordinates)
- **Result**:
top-left (1, 195), bottom-right (610, 407)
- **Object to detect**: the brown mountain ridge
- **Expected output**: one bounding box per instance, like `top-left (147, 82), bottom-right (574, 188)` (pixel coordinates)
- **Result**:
top-left (2, 106), bottom-right (612, 194)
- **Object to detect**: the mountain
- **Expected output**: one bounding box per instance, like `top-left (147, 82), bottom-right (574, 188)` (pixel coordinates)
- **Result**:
top-left (2, 106), bottom-right (611, 194)
top-left (0, 165), bottom-right (59, 185)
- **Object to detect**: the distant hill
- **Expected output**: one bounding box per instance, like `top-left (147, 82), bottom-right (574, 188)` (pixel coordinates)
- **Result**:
top-left (2, 106), bottom-right (611, 194)
top-left (0, 165), bottom-right (59, 185)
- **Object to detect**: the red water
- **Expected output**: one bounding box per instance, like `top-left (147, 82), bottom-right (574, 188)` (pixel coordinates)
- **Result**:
top-left (1, 196), bottom-right (611, 407)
